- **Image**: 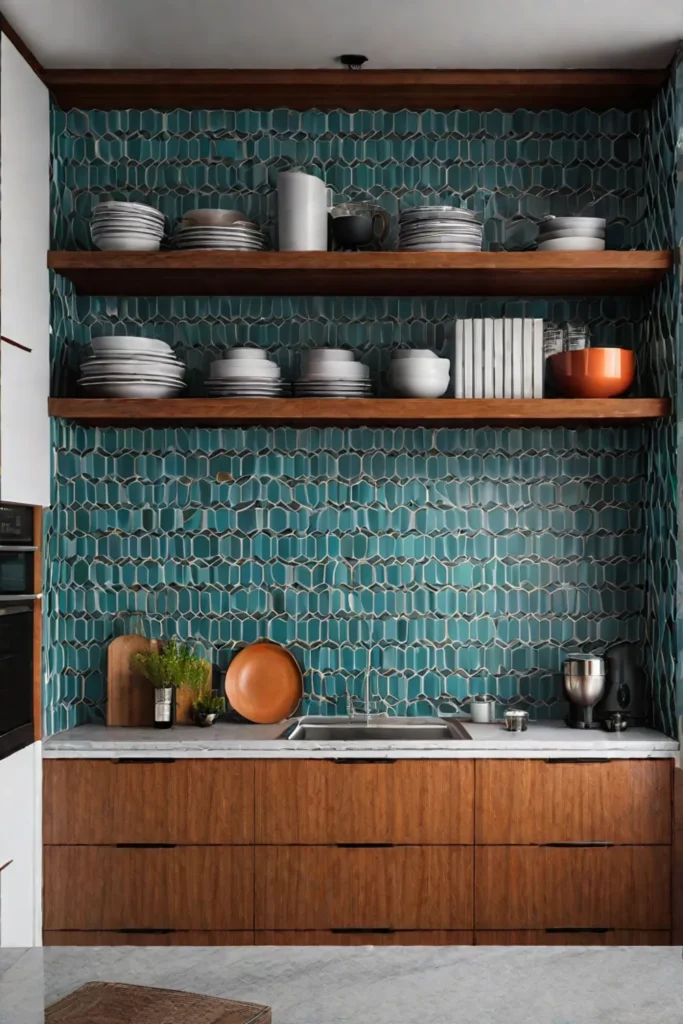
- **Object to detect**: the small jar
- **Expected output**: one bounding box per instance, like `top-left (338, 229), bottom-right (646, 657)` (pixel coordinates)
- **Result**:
top-left (504, 708), bottom-right (529, 732)
top-left (470, 694), bottom-right (497, 723)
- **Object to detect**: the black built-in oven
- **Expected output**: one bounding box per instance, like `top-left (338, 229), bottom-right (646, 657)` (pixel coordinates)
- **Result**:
top-left (0, 504), bottom-right (36, 759)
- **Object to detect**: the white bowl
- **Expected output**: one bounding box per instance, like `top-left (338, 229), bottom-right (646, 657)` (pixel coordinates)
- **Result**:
top-left (389, 357), bottom-right (450, 373)
top-left (224, 347), bottom-right (269, 360)
top-left (304, 361), bottom-right (369, 380)
top-left (211, 359), bottom-right (280, 379)
top-left (93, 236), bottom-right (162, 251)
top-left (537, 237), bottom-right (606, 252)
top-left (181, 208), bottom-right (254, 228)
top-left (91, 336), bottom-right (171, 355)
top-left (537, 226), bottom-right (605, 241)
top-left (95, 200), bottom-right (165, 221)
top-left (391, 350), bottom-right (439, 360)
top-left (305, 349), bottom-right (356, 364)
top-left (391, 377), bottom-right (450, 398)
top-left (540, 216), bottom-right (606, 232)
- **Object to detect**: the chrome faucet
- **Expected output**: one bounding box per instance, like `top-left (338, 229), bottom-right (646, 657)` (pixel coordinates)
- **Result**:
top-left (348, 663), bottom-right (383, 721)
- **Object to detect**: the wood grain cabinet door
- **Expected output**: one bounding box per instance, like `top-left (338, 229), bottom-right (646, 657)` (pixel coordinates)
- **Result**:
top-left (255, 760), bottom-right (474, 844)
top-left (44, 847), bottom-right (254, 930)
top-left (255, 846), bottom-right (473, 930)
top-left (475, 846), bottom-right (671, 930)
top-left (44, 759), bottom-right (255, 844)
top-left (474, 930), bottom-right (670, 945)
top-left (475, 759), bottom-right (672, 844)
top-left (44, 931), bottom-right (255, 946)
top-left (255, 931), bottom-right (473, 945)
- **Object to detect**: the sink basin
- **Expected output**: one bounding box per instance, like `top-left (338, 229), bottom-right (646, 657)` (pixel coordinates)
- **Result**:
top-left (280, 716), bottom-right (471, 741)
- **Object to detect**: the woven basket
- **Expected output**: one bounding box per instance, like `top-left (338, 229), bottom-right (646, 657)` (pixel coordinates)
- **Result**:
top-left (46, 981), bottom-right (272, 1024)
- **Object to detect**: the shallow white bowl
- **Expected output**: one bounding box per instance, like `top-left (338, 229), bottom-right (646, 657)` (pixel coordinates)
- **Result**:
top-left (390, 357), bottom-right (450, 373)
top-left (391, 377), bottom-right (450, 398)
top-left (540, 216), bottom-right (606, 232)
top-left (391, 350), bottom-right (439, 360)
top-left (181, 208), bottom-right (254, 228)
top-left (224, 347), bottom-right (269, 360)
top-left (81, 359), bottom-right (185, 379)
top-left (537, 237), bottom-right (606, 252)
top-left (304, 361), bottom-right (369, 380)
top-left (93, 236), bottom-right (161, 251)
top-left (210, 360), bottom-right (280, 379)
top-left (91, 336), bottom-right (171, 355)
top-left (80, 381), bottom-right (184, 398)
top-left (305, 349), bottom-right (356, 364)
top-left (95, 200), bottom-right (165, 221)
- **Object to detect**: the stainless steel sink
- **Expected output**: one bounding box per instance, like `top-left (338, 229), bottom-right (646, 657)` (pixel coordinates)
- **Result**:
top-left (280, 716), bottom-right (471, 741)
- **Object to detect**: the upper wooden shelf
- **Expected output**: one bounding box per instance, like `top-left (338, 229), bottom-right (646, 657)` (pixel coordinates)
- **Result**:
top-left (42, 68), bottom-right (667, 112)
top-left (48, 397), bottom-right (670, 427)
top-left (48, 250), bottom-right (672, 298)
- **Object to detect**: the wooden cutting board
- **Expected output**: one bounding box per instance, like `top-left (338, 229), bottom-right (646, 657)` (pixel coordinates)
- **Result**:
top-left (107, 634), bottom-right (159, 726)
top-left (46, 982), bottom-right (272, 1024)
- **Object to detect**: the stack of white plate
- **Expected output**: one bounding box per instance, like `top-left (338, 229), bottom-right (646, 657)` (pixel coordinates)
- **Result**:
top-left (398, 207), bottom-right (483, 251)
top-left (294, 349), bottom-right (372, 398)
top-left (90, 201), bottom-right (166, 251)
top-left (173, 209), bottom-right (268, 251)
top-left (79, 336), bottom-right (186, 398)
top-left (205, 349), bottom-right (289, 397)
top-left (536, 216), bottom-right (606, 251)
top-left (388, 350), bottom-right (450, 398)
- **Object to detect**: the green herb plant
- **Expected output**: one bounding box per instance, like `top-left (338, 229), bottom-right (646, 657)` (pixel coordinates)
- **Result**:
top-left (131, 639), bottom-right (211, 692)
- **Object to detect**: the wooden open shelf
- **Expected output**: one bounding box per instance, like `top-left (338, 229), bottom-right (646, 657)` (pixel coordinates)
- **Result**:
top-left (48, 250), bottom-right (673, 298)
top-left (48, 397), bottom-right (671, 427)
top-left (42, 68), bottom-right (667, 112)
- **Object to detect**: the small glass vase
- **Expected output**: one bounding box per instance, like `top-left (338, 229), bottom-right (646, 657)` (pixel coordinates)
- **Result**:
top-left (154, 686), bottom-right (176, 729)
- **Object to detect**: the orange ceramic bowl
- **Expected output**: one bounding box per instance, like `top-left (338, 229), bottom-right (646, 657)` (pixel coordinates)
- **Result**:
top-left (548, 348), bottom-right (635, 398)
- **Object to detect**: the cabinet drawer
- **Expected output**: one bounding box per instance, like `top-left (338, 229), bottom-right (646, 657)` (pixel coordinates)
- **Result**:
top-left (44, 931), bottom-right (254, 946)
top-left (255, 931), bottom-right (473, 945)
top-left (475, 846), bottom-right (671, 930)
top-left (44, 759), bottom-right (254, 844)
top-left (255, 760), bottom-right (474, 844)
top-left (475, 759), bottom-right (672, 844)
top-left (474, 930), bottom-right (670, 945)
top-left (255, 846), bottom-right (473, 930)
top-left (44, 847), bottom-right (254, 930)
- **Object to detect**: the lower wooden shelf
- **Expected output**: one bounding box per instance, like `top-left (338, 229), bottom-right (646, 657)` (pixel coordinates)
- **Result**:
top-left (48, 397), bottom-right (670, 427)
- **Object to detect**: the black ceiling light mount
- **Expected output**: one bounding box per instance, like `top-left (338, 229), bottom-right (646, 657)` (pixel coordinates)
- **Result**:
top-left (338, 54), bottom-right (369, 70)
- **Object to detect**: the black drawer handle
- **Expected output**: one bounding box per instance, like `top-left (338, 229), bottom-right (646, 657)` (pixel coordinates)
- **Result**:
top-left (118, 929), bottom-right (174, 935)
top-left (331, 928), bottom-right (395, 934)
top-left (113, 758), bottom-right (177, 765)
top-left (545, 928), bottom-right (612, 935)
top-left (328, 759), bottom-right (397, 765)
top-left (115, 843), bottom-right (177, 849)
top-left (542, 842), bottom-right (613, 848)
top-left (544, 758), bottom-right (611, 764)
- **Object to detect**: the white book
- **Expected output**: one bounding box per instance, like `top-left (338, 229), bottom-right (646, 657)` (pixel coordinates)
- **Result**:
top-left (463, 320), bottom-right (474, 398)
top-left (472, 319), bottom-right (484, 398)
top-left (453, 321), bottom-right (464, 398)
top-left (509, 318), bottom-right (523, 398)
top-left (483, 318), bottom-right (495, 398)
top-left (532, 318), bottom-right (544, 397)
top-left (522, 319), bottom-right (534, 398)
top-left (493, 319), bottom-right (505, 398)
top-left (503, 318), bottom-right (514, 398)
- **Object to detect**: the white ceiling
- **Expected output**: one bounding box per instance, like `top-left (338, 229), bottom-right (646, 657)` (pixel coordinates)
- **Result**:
top-left (2, 0), bottom-right (681, 69)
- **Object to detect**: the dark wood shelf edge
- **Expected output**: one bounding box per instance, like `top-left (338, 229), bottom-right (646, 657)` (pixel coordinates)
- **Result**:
top-left (48, 397), bottom-right (671, 427)
top-left (42, 68), bottom-right (668, 112)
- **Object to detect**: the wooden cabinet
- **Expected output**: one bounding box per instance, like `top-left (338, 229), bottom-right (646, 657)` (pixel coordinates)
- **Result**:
top-left (255, 846), bottom-right (473, 931)
top-left (475, 846), bottom-right (670, 930)
top-left (256, 931), bottom-right (473, 945)
top-left (44, 846), bottom-right (254, 931)
top-left (44, 931), bottom-right (254, 945)
top-left (44, 759), bottom-right (255, 844)
top-left (475, 759), bottom-right (672, 845)
top-left (255, 759), bottom-right (474, 844)
top-left (474, 930), bottom-right (670, 945)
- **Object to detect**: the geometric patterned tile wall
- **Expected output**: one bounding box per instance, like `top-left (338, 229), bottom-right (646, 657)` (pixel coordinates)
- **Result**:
top-left (45, 102), bottom-right (669, 735)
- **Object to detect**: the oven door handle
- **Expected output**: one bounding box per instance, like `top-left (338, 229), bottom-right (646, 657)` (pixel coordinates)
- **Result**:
top-left (0, 606), bottom-right (32, 617)
top-left (0, 594), bottom-right (41, 601)
top-left (0, 546), bottom-right (37, 553)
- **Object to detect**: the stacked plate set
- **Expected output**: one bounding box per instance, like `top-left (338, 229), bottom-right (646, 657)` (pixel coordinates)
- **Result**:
top-left (173, 208), bottom-right (268, 251)
top-left (388, 350), bottom-right (450, 397)
top-left (398, 206), bottom-right (483, 251)
top-left (536, 216), bottom-right (606, 251)
top-left (294, 349), bottom-right (372, 398)
top-left (90, 200), bottom-right (166, 251)
top-left (79, 336), bottom-right (186, 398)
top-left (205, 349), bottom-right (289, 397)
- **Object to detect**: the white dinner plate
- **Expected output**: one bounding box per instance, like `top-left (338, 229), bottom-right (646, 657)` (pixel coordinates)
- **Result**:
top-left (91, 336), bottom-right (171, 355)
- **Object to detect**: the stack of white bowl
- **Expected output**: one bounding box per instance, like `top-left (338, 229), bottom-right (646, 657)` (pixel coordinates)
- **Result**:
top-left (205, 348), bottom-right (289, 397)
top-left (294, 349), bottom-right (372, 398)
top-left (536, 216), bottom-right (606, 251)
top-left (388, 351), bottom-right (450, 398)
top-left (90, 200), bottom-right (166, 251)
top-left (173, 208), bottom-right (268, 251)
top-left (79, 336), bottom-right (186, 397)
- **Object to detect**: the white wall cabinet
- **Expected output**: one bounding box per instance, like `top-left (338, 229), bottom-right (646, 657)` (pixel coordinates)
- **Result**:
top-left (0, 32), bottom-right (50, 508)
top-left (0, 742), bottom-right (42, 946)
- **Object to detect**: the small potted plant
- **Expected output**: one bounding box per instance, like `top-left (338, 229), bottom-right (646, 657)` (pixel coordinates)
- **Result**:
top-left (191, 692), bottom-right (226, 727)
top-left (181, 655), bottom-right (225, 727)
top-left (131, 639), bottom-right (210, 729)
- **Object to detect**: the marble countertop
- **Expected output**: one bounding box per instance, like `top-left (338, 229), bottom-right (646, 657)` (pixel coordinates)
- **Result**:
top-left (2, 946), bottom-right (683, 1024)
top-left (42, 719), bottom-right (679, 759)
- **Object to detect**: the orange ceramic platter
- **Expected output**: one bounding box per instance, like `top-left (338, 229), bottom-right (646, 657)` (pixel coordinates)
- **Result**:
top-left (225, 642), bottom-right (303, 723)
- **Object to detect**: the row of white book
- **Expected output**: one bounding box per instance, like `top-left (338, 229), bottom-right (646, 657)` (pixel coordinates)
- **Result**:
top-left (449, 318), bottom-right (544, 399)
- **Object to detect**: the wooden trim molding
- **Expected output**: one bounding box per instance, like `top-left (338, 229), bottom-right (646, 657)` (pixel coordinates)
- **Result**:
top-left (0, 15), bottom-right (43, 77)
top-left (42, 68), bottom-right (668, 112)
